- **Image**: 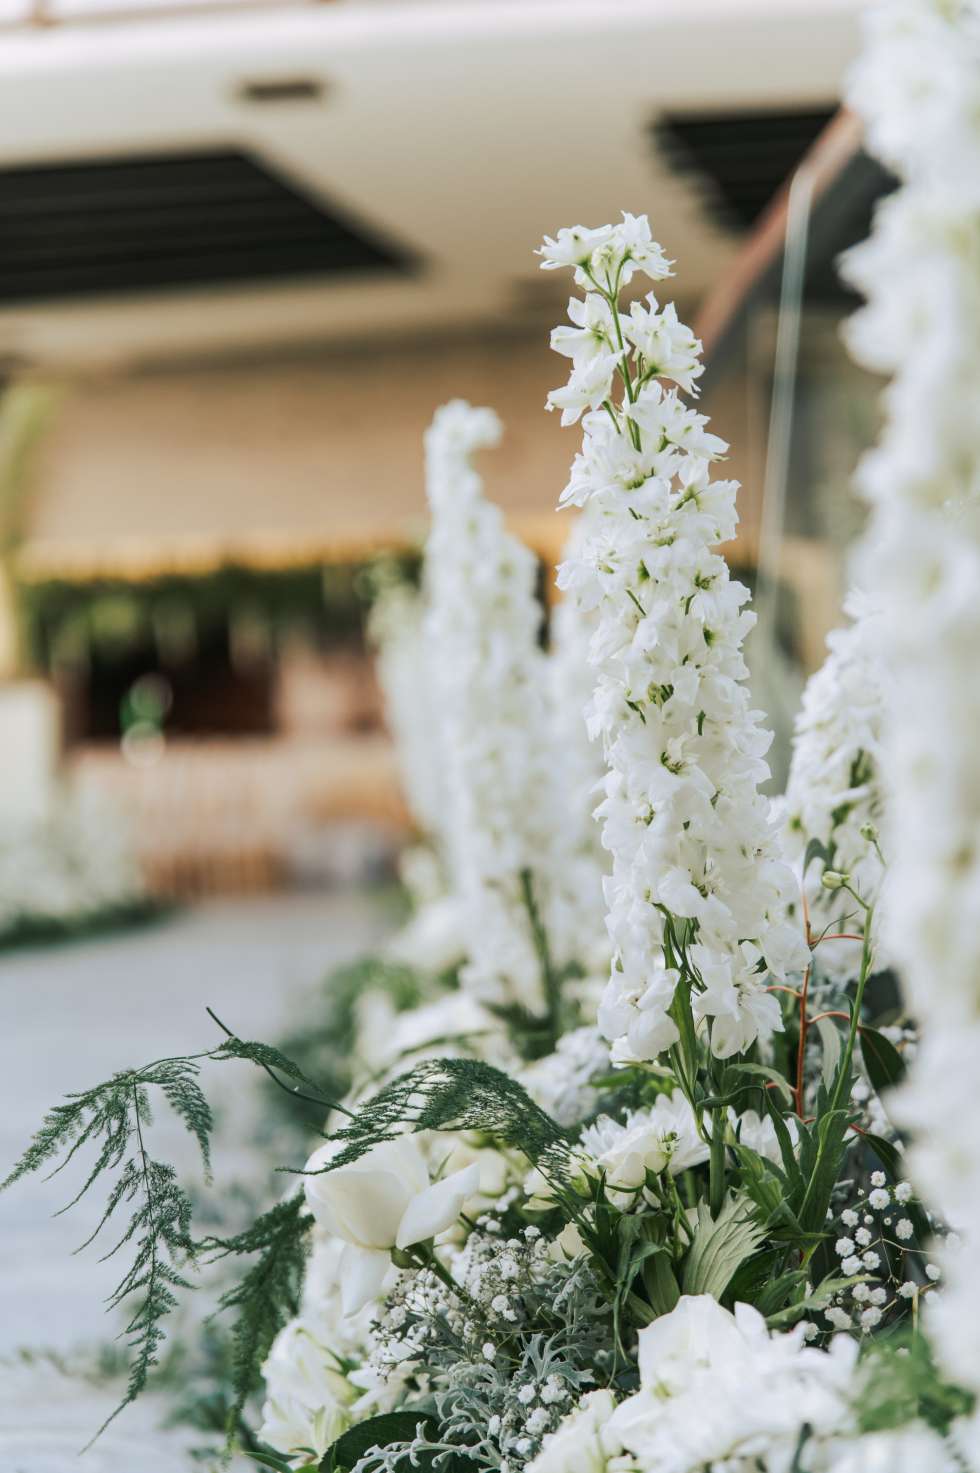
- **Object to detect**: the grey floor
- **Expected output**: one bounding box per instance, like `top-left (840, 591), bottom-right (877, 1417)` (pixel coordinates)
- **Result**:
top-left (0, 891), bottom-right (392, 1472)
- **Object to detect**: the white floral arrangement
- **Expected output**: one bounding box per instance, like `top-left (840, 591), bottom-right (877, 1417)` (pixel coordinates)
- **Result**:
top-left (4, 4), bottom-right (980, 1471)
top-left (0, 780), bottom-right (148, 946)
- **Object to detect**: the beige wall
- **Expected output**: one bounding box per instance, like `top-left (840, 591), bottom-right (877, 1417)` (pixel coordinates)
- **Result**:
top-left (23, 317), bottom-right (758, 577)
top-left (27, 334), bottom-right (577, 564)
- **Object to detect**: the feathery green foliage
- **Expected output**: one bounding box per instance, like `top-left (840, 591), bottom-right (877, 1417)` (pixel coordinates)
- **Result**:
top-left (1, 1056), bottom-right (212, 1439)
top-left (1, 1024), bottom-right (337, 1443)
top-left (318, 1058), bottom-right (573, 1182)
top-left (205, 1194), bottom-right (314, 1435)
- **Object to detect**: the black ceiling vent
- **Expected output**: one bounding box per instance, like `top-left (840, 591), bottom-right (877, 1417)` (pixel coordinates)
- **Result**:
top-left (0, 148), bottom-right (415, 304)
top-left (656, 108), bottom-right (836, 232)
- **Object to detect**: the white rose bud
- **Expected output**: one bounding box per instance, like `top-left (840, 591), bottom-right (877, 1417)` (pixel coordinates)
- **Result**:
top-left (304, 1137), bottom-right (480, 1314)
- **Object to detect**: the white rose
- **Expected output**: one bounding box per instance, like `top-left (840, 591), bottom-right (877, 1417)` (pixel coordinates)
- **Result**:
top-left (259, 1318), bottom-right (355, 1465)
top-left (551, 1221), bottom-right (587, 1261)
top-left (433, 1135), bottom-right (519, 1239)
top-left (304, 1137), bottom-right (480, 1314)
top-left (527, 1389), bottom-right (620, 1473)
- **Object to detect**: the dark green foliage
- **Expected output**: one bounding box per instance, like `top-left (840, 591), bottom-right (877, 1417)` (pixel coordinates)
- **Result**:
top-left (210, 1021), bottom-right (352, 1117)
top-left (2, 1055), bottom-right (213, 1195)
top-left (20, 551), bottom-right (423, 677)
top-left (858, 1330), bottom-right (974, 1436)
top-left (321, 1413), bottom-right (441, 1472)
top-left (0, 897), bottom-right (169, 954)
top-left (318, 1058), bottom-right (573, 1183)
top-left (859, 1026), bottom-right (907, 1095)
top-left (204, 1194), bottom-right (314, 1435)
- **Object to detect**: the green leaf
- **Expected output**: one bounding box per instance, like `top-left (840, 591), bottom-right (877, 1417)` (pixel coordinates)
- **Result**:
top-left (667, 978), bottom-right (699, 1095)
top-left (814, 1016), bottom-right (842, 1091)
top-left (643, 1250), bottom-right (680, 1316)
top-left (862, 1131), bottom-right (902, 1179)
top-left (320, 1412), bottom-right (440, 1472)
top-left (748, 1264), bottom-right (808, 1318)
top-left (860, 1027), bottom-right (906, 1097)
top-left (732, 1141), bottom-right (790, 1217)
top-left (798, 1106), bottom-right (853, 1236)
top-left (766, 1273), bottom-right (869, 1329)
top-left (762, 1091), bottom-right (804, 1190)
top-left (682, 1194), bottom-right (767, 1299)
top-left (727, 1062), bottom-right (794, 1105)
top-left (246, 1451), bottom-right (307, 1472)
top-left (803, 837), bottom-right (830, 877)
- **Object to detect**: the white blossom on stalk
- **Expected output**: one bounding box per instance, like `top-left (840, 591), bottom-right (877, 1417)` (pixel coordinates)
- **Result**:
top-left (543, 214), bottom-right (808, 1064)
top-left (423, 400), bottom-right (559, 1014)
top-left (368, 579), bottom-right (446, 846)
top-left (548, 508), bottom-right (610, 974)
top-left (842, 0), bottom-right (980, 1448)
top-left (782, 593), bottom-right (885, 985)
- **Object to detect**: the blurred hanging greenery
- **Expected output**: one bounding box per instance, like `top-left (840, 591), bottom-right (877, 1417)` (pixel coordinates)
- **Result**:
top-left (0, 380), bottom-right (60, 679)
top-left (19, 552), bottom-right (423, 676)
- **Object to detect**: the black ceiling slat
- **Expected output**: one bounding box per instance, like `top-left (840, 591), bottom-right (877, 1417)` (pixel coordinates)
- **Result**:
top-left (2, 208), bottom-right (342, 246)
top-left (0, 147), bottom-right (415, 304)
top-left (0, 179), bottom-right (297, 215)
top-left (655, 107), bottom-right (836, 232)
top-left (2, 207), bottom-right (340, 252)
top-left (0, 150), bottom-right (275, 192)
top-left (0, 227), bottom-right (385, 271)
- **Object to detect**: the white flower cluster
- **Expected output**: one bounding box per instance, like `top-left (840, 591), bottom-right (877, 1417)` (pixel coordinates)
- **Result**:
top-left (544, 214), bottom-right (808, 1063)
top-left (531, 1294), bottom-right (859, 1473)
top-left (608, 1295), bottom-right (860, 1472)
top-left (548, 507), bottom-right (611, 975)
top-left (369, 578), bottom-right (447, 849)
top-left (782, 592), bottom-right (885, 985)
top-left (259, 1235), bottom-right (370, 1466)
top-left (842, 0), bottom-right (980, 1437)
top-left (532, 1293), bottom-right (959, 1473)
top-left (368, 581), bottom-right (470, 976)
top-left (520, 1024), bottom-right (610, 1128)
top-left (423, 401), bottom-right (559, 1014)
top-left (580, 1090), bottom-right (710, 1209)
top-left (0, 782), bottom-right (145, 940)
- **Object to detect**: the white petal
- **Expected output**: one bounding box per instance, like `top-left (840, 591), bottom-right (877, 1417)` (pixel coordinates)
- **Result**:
top-left (395, 1163), bottom-right (481, 1249)
top-left (340, 1243), bottom-right (390, 1316)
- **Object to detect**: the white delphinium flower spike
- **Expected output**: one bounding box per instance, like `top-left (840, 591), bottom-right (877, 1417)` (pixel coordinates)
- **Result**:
top-left (842, 0), bottom-right (980, 1445)
top-left (547, 506), bottom-right (610, 977)
top-left (369, 577), bottom-right (446, 847)
top-left (782, 592), bottom-right (885, 985)
top-left (423, 400), bottom-right (564, 1018)
top-left (542, 214), bottom-right (807, 1064)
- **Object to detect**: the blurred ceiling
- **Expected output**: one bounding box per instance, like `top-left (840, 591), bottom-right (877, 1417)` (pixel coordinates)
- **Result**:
top-left (0, 0), bottom-right (862, 370)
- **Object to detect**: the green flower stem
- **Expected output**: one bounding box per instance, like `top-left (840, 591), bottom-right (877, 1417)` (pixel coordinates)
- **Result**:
top-left (519, 868), bottom-right (562, 1051)
top-left (709, 1103), bottom-right (727, 1219)
top-left (830, 905), bottom-right (876, 1120)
